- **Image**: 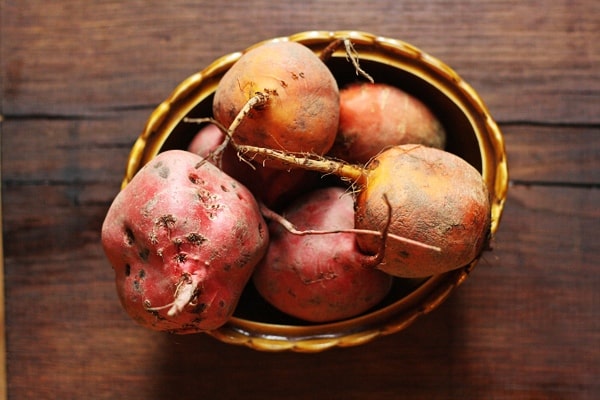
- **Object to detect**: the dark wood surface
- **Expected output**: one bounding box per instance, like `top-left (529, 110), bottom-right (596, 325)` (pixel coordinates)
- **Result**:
top-left (1, 1), bottom-right (599, 399)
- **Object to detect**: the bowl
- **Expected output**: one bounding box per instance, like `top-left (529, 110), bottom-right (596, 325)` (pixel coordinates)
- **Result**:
top-left (122, 30), bottom-right (508, 352)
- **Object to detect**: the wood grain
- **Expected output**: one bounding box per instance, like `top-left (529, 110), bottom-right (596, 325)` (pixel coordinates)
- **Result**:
top-left (2, 1), bottom-right (598, 123)
top-left (1, 0), bottom-right (599, 399)
top-left (503, 124), bottom-right (600, 185)
top-left (0, 175), bottom-right (5, 400)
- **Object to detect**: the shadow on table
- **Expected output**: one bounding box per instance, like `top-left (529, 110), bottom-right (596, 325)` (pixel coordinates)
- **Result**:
top-left (151, 287), bottom-right (470, 400)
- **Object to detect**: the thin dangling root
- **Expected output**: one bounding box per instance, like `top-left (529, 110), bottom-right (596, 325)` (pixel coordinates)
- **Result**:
top-left (185, 91), bottom-right (270, 144)
top-left (186, 91), bottom-right (363, 182)
top-left (183, 117), bottom-right (230, 169)
top-left (319, 38), bottom-right (344, 62)
top-left (145, 274), bottom-right (199, 317)
top-left (226, 91), bottom-right (270, 138)
top-left (319, 38), bottom-right (374, 84)
top-left (344, 39), bottom-right (374, 83)
top-left (258, 200), bottom-right (441, 253)
top-left (237, 144), bottom-right (366, 184)
top-left (184, 92), bottom-right (270, 168)
top-left (369, 194), bottom-right (393, 267)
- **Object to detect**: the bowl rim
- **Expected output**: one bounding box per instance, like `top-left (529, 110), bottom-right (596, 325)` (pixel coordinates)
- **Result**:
top-left (123, 30), bottom-right (508, 352)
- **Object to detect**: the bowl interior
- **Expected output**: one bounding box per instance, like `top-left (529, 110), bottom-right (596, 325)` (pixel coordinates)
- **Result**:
top-left (157, 59), bottom-right (480, 324)
top-left (125, 31), bottom-right (507, 351)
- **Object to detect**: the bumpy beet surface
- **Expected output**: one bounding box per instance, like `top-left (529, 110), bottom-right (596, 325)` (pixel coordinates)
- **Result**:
top-left (253, 186), bottom-right (393, 323)
top-left (101, 150), bottom-right (269, 333)
top-left (355, 144), bottom-right (491, 278)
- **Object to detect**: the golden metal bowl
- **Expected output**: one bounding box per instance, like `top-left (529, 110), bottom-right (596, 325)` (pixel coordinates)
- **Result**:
top-left (123, 30), bottom-right (508, 352)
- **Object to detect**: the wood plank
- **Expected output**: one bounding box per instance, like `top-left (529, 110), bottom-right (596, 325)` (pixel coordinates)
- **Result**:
top-left (1, 116), bottom-right (597, 262)
top-left (2, 1), bottom-right (599, 398)
top-left (0, 113), bottom-right (147, 186)
top-left (0, 143), bottom-right (6, 400)
top-left (2, 118), bottom-right (597, 194)
top-left (1, 0), bottom-right (598, 123)
top-left (502, 124), bottom-right (600, 185)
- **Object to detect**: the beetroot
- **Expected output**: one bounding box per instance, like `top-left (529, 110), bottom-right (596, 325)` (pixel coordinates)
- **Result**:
top-left (253, 186), bottom-right (393, 322)
top-left (101, 150), bottom-right (268, 333)
top-left (328, 82), bottom-right (447, 164)
top-left (212, 41), bottom-right (340, 168)
top-left (352, 145), bottom-right (490, 277)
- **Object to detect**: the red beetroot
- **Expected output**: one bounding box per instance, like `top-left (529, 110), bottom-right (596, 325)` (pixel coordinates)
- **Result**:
top-left (253, 186), bottom-right (393, 323)
top-left (101, 150), bottom-right (269, 333)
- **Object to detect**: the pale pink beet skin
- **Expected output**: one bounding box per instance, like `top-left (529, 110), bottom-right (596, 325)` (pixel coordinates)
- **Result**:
top-left (253, 186), bottom-right (393, 323)
top-left (187, 123), bottom-right (228, 158)
top-left (101, 150), bottom-right (269, 333)
top-left (328, 82), bottom-right (447, 164)
top-left (188, 123), bottom-right (320, 209)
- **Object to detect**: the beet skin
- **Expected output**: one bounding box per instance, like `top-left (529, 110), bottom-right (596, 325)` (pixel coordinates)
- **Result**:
top-left (101, 150), bottom-right (269, 333)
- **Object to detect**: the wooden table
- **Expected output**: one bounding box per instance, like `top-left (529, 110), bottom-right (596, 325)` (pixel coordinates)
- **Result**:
top-left (1, 1), bottom-right (598, 399)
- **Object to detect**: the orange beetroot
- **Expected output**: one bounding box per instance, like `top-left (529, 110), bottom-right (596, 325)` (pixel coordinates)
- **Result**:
top-left (212, 41), bottom-right (339, 167)
top-left (353, 145), bottom-right (491, 277)
top-left (329, 82), bottom-right (446, 164)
